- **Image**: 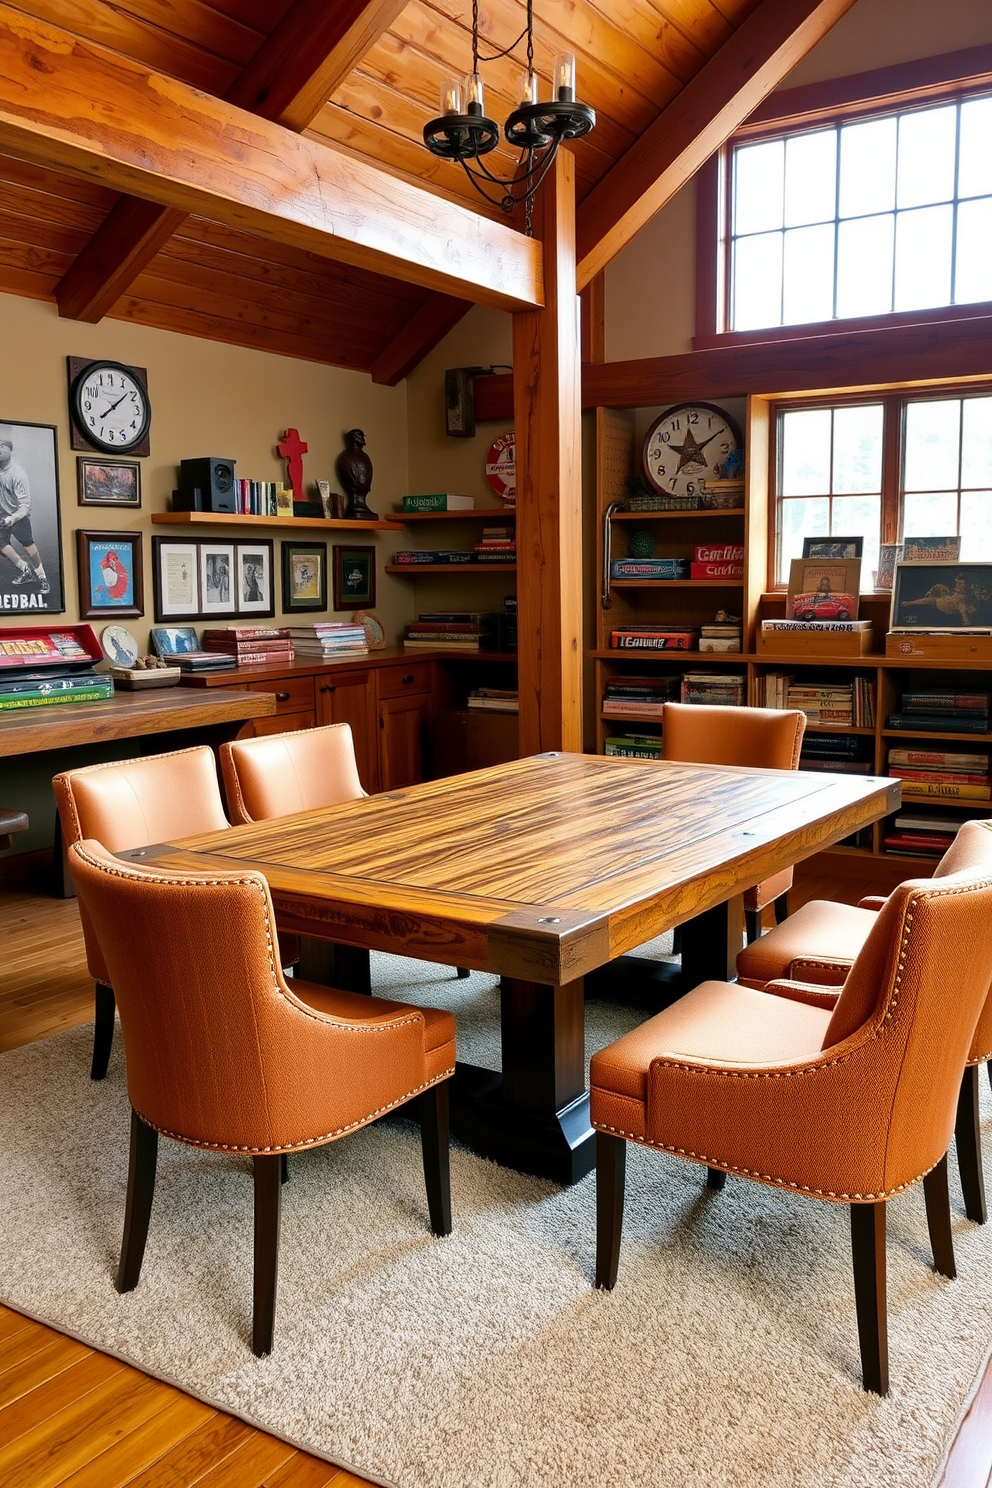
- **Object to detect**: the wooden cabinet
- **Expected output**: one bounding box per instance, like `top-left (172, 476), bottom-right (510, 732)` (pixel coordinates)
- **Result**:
top-left (315, 668), bottom-right (379, 792)
top-left (379, 690), bottom-right (432, 789)
top-left (245, 674), bottom-right (316, 735)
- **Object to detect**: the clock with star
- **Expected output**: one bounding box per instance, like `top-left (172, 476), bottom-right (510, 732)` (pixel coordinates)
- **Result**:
top-left (641, 402), bottom-right (742, 500)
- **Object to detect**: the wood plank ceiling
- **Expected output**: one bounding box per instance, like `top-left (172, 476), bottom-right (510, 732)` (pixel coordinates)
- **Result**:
top-left (0, 0), bottom-right (763, 379)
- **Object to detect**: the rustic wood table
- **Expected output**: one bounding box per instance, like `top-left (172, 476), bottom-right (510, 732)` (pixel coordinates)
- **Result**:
top-left (131, 752), bottom-right (899, 1184)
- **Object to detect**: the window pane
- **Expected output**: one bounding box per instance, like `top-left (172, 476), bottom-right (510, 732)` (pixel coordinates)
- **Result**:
top-left (780, 409), bottom-right (831, 495)
top-left (839, 117), bottom-right (896, 218)
top-left (893, 204), bottom-right (953, 311)
top-left (904, 399), bottom-right (961, 490)
top-left (734, 140), bottom-right (784, 235)
top-left (897, 104), bottom-right (957, 208)
top-left (959, 98), bottom-right (992, 198)
top-left (955, 197), bottom-right (992, 304)
top-left (836, 214), bottom-right (894, 317)
top-left (778, 496), bottom-right (829, 583)
top-left (960, 491), bottom-right (992, 559)
top-left (784, 129), bottom-right (836, 226)
top-left (732, 231), bottom-right (782, 330)
top-left (782, 224), bottom-right (834, 324)
top-left (903, 491), bottom-right (959, 535)
top-left (962, 397), bottom-right (992, 489)
top-left (831, 496), bottom-right (880, 585)
top-left (832, 404), bottom-right (884, 494)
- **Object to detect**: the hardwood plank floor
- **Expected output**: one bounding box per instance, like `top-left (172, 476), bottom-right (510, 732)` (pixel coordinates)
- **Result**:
top-left (2, 872), bottom-right (991, 1487)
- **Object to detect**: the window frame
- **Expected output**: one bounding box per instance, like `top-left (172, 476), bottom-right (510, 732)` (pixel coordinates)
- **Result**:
top-left (696, 45), bottom-right (992, 351)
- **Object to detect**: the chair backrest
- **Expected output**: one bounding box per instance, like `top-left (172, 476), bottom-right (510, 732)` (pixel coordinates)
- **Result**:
top-left (53, 746), bottom-right (229, 984)
top-left (931, 819), bottom-right (992, 1061)
top-left (68, 839), bottom-right (426, 1151)
top-left (220, 722), bottom-right (366, 825)
top-left (661, 703), bottom-right (806, 771)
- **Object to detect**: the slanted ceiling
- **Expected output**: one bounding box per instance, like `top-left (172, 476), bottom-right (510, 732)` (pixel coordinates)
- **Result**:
top-left (0, 0), bottom-right (764, 379)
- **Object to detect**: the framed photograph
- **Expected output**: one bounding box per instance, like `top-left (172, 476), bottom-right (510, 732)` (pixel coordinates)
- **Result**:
top-left (786, 557), bottom-right (861, 621)
top-left (152, 537), bottom-right (199, 621)
top-left (801, 536), bottom-right (864, 560)
top-left (902, 535), bottom-right (961, 562)
top-left (891, 562), bottom-right (992, 632)
top-left (0, 419), bottom-right (64, 613)
top-left (283, 541), bottom-right (327, 612)
top-left (875, 543), bottom-right (902, 591)
top-left (76, 457), bottom-right (140, 509)
top-left (332, 544), bottom-right (375, 610)
top-left (236, 541), bottom-right (274, 616)
top-left (150, 625), bottom-right (199, 656)
top-left (76, 529), bottom-right (143, 619)
top-left (199, 541), bottom-right (236, 617)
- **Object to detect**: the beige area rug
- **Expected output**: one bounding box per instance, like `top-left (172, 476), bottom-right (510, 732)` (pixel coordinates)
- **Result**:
top-left (2, 950), bottom-right (991, 1488)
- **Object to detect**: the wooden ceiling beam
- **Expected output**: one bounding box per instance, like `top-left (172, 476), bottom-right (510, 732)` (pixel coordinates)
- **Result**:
top-left (55, 0), bottom-right (410, 323)
top-left (370, 294), bottom-right (472, 386)
top-left (0, 8), bottom-right (542, 313)
top-left (575, 0), bottom-right (860, 291)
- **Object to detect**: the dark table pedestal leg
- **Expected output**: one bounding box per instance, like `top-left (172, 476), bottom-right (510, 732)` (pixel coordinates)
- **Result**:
top-left (449, 976), bottom-right (593, 1186)
top-left (583, 893), bottom-right (745, 1003)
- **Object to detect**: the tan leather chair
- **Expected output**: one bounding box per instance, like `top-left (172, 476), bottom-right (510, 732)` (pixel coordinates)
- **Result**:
top-left (736, 818), bottom-right (992, 1223)
top-left (590, 866), bottom-right (992, 1394)
top-left (53, 747), bottom-right (231, 1081)
top-left (69, 838), bottom-right (456, 1358)
top-left (661, 702), bottom-right (807, 942)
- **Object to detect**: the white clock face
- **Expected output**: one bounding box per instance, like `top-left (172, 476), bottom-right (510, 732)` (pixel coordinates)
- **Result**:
top-left (74, 363), bottom-right (149, 452)
top-left (642, 403), bottom-right (740, 498)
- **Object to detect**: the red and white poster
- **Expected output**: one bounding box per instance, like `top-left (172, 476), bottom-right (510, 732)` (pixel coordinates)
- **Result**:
top-left (484, 431), bottom-right (515, 504)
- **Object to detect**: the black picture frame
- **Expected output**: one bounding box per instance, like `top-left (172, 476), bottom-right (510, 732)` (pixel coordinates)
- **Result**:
top-left (236, 540), bottom-right (275, 617)
top-left (890, 562), bottom-right (992, 632)
top-left (801, 536), bottom-right (864, 560)
top-left (283, 541), bottom-right (328, 612)
top-left (152, 536), bottom-right (199, 622)
top-left (77, 456), bottom-right (141, 508)
top-left (332, 544), bottom-right (375, 610)
top-left (0, 419), bottom-right (64, 614)
top-left (76, 529), bottom-right (144, 620)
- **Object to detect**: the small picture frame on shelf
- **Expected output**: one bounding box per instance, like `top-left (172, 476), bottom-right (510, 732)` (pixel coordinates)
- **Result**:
top-left (76, 529), bottom-right (143, 619)
top-left (801, 536), bottom-right (864, 560)
top-left (150, 625), bottom-right (199, 656)
top-left (76, 456), bottom-right (141, 508)
top-left (874, 543), bottom-right (902, 591)
top-left (199, 541), bottom-right (236, 617)
top-left (152, 538), bottom-right (199, 621)
top-left (333, 544), bottom-right (375, 610)
top-left (890, 562), bottom-right (992, 632)
top-left (786, 557), bottom-right (861, 620)
top-left (902, 535), bottom-right (961, 562)
top-left (282, 541), bottom-right (327, 612)
top-left (236, 540), bottom-right (274, 616)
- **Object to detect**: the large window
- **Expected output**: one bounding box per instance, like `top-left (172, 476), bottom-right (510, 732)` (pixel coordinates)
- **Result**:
top-left (730, 92), bottom-right (992, 333)
top-left (775, 392), bottom-right (992, 584)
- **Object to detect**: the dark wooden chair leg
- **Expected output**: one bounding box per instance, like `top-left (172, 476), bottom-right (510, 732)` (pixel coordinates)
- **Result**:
top-left (706, 1166), bottom-right (727, 1190)
top-left (987, 1058), bottom-right (991, 1093)
top-left (455, 966), bottom-right (470, 979)
top-left (91, 981), bottom-right (116, 1081)
top-left (419, 1081), bottom-right (452, 1237)
top-left (116, 1110), bottom-right (158, 1293)
top-left (923, 1154), bottom-right (957, 1278)
top-left (955, 1065), bottom-right (986, 1224)
top-left (280, 1153), bottom-right (289, 1185)
top-left (744, 908), bottom-right (762, 944)
top-left (850, 1201), bottom-right (888, 1395)
top-left (252, 1153), bottom-right (282, 1357)
top-left (773, 891), bottom-right (789, 925)
top-left (596, 1132), bottom-right (626, 1289)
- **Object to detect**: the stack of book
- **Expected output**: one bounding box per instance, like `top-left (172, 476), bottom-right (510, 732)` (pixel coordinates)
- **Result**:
top-left (680, 672), bottom-right (746, 706)
top-left (698, 618), bottom-right (742, 653)
top-left (498, 595), bottom-right (517, 653)
top-left (604, 732), bottom-right (662, 759)
top-left (610, 626), bottom-right (699, 651)
top-left (887, 689), bottom-right (991, 733)
top-left (799, 733), bottom-right (875, 774)
top-left (466, 687), bottom-right (518, 713)
top-left (0, 627), bottom-right (111, 710)
top-left (884, 811), bottom-right (962, 858)
top-left (787, 680), bottom-right (855, 726)
top-left (602, 675), bottom-right (680, 717)
top-left (286, 623), bottom-right (368, 657)
top-left (201, 626), bottom-right (294, 666)
top-left (610, 556), bottom-right (690, 581)
top-left (403, 612), bottom-right (498, 650)
top-left (392, 549), bottom-right (475, 565)
top-left (0, 669), bottom-right (113, 711)
top-left (400, 493), bottom-right (475, 512)
top-left (166, 649), bottom-right (237, 672)
top-left (473, 525), bottom-right (516, 564)
top-left (690, 543), bottom-right (743, 580)
top-left (887, 746), bottom-right (990, 801)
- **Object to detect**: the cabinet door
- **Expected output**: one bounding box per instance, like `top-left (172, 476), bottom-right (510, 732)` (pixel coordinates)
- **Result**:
top-left (379, 692), bottom-right (432, 791)
top-left (315, 670), bottom-right (378, 793)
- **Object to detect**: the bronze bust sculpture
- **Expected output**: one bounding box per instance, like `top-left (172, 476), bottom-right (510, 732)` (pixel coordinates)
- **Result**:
top-left (336, 429), bottom-right (378, 520)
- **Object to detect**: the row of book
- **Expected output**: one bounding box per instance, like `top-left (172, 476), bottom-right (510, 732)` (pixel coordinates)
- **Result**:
top-left (602, 675), bottom-right (679, 717)
top-left (393, 548), bottom-right (515, 565)
top-left (194, 623), bottom-right (369, 666)
top-left (233, 481), bottom-right (292, 517)
top-left (611, 544), bottom-right (744, 583)
top-left (884, 811), bottom-right (963, 859)
top-left (0, 668), bottom-right (114, 711)
top-left (466, 687), bottom-right (518, 714)
top-left (759, 672), bottom-right (877, 727)
top-left (886, 746), bottom-right (990, 800)
top-left (886, 690), bottom-right (990, 734)
top-left (403, 611), bottom-right (498, 651)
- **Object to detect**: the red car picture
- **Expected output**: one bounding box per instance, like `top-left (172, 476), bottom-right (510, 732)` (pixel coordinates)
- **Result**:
top-left (792, 590), bottom-right (856, 621)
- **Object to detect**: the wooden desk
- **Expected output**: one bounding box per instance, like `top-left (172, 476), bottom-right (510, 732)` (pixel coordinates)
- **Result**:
top-left (132, 753), bottom-right (899, 1184)
top-left (0, 687), bottom-right (275, 758)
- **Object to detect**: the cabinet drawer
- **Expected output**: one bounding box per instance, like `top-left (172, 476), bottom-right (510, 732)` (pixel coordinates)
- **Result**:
top-left (247, 676), bottom-right (315, 714)
top-left (377, 662), bottom-right (433, 699)
top-left (250, 712), bottom-right (314, 738)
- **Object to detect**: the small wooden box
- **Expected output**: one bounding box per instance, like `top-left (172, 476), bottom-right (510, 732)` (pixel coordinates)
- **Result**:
top-left (759, 627), bottom-right (874, 656)
top-left (885, 631), bottom-right (992, 661)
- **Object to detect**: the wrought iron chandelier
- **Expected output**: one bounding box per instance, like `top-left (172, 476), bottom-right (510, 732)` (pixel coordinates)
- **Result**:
top-left (423, 0), bottom-right (596, 229)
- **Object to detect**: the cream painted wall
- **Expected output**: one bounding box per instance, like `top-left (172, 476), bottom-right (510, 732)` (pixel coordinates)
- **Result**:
top-left (0, 293), bottom-right (413, 655)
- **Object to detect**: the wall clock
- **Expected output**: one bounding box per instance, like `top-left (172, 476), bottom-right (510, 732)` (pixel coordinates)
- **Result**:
top-left (67, 357), bottom-right (151, 457)
top-left (642, 402), bottom-right (742, 500)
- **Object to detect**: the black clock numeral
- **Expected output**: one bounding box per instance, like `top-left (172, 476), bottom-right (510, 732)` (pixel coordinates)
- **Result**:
top-left (654, 464), bottom-right (666, 477)
top-left (669, 477), bottom-right (678, 490)
top-left (687, 412), bottom-right (698, 424)
top-left (661, 431), bottom-right (671, 444)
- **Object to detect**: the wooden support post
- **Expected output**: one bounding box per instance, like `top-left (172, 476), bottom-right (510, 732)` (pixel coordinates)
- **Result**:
top-left (512, 151), bottom-right (583, 756)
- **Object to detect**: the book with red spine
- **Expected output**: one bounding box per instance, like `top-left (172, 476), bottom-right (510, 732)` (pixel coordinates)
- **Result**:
top-left (689, 561), bottom-right (744, 580)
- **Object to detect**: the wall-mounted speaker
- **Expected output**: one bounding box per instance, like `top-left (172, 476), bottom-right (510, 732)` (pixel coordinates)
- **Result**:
top-left (177, 457), bottom-right (237, 512)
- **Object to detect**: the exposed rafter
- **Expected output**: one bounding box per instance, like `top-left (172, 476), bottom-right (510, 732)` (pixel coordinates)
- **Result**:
top-left (0, 8), bottom-right (542, 313)
top-left (575, 0), bottom-right (860, 291)
top-left (370, 295), bottom-right (472, 386)
top-left (55, 0), bottom-right (411, 323)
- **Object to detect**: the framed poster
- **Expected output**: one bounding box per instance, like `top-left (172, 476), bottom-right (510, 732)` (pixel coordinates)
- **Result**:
top-left (77, 457), bottom-right (141, 508)
top-left (890, 562), bottom-right (992, 631)
top-left (786, 557), bottom-right (861, 620)
top-left (152, 537), bottom-right (199, 621)
top-left (801, 536), bottom-right (864, 560)
top-left (199, 541), bottom-right (236, 617)
top-left (76, 529), bottom-right (143, 619)
top-left (236, 541), bottom-right (274, 616)
top-left (332, 544), bottom-right (375, 610)
top-left (0, 419), bottom-right (64, 614)
top-left (283, 541), bottom-right (328, 612)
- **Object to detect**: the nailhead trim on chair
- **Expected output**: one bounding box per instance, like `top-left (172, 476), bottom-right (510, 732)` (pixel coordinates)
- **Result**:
top-left (55, 746), bottom-right (228, 843)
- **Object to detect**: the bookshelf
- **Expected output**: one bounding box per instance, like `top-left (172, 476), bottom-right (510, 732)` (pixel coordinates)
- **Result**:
top-left (150, 512), bottom-right (403, 531)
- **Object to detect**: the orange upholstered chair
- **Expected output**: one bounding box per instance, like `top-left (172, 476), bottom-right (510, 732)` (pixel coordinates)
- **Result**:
top-left (69, 838), bottom-right (456, 1357)
top-left (591, 866), bottom-right (992, 1394)
top-left (53, 747), bottom-right (230, 1080)
top-left (661, 702), bottom-right (807, 942)
top-left (736, 818), bottom-right (992, 1223)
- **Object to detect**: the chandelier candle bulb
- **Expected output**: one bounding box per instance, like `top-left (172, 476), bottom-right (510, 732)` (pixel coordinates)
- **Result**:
top-left (466, 71), bottom-right (485, 112)
top-left (518, 70), bottom-right (539, 106)
top-left (554, 52), bottom-right (576, 102)
top-left (441, 77), bottom-right (462, 115)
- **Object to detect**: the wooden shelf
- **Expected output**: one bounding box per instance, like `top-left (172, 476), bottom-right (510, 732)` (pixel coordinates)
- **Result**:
top-left (610, 579), bottom-right (744, 589)
top-left (394, 509), bottom-right (515, 522)
top-left (151, 512), bottom-right (403, 531)
top-left (610, 509), bottom-right (743, 521)
top-left (386, 564), bottom-right (516, 575)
